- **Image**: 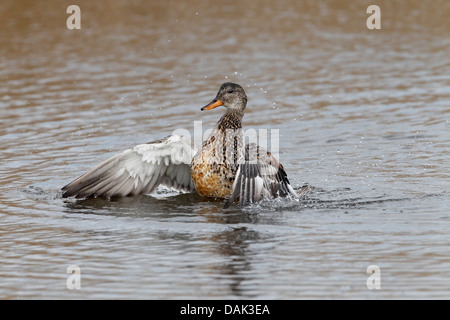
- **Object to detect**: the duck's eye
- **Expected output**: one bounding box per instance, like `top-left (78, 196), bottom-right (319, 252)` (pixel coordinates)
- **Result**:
top-left (228, 89), bottom-right (234, 94)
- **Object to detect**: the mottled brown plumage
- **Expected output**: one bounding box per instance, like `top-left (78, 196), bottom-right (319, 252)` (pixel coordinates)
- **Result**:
top-left (191, 112), bottom-right (243, 197)
top-left (191, 82), bottom-right (299, 207)
top-left (191, 83), bottom-right (245, 198)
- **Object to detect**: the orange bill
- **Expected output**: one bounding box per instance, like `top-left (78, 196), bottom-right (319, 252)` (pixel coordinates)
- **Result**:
top-left (201, 99), bottom-right (223, 111)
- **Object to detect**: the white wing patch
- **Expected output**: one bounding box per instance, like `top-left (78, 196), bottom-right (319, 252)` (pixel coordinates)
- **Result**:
top-left (62, 135), bottom-right (196, 199)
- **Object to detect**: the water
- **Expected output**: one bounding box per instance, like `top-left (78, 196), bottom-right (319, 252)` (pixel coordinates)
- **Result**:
top-left (1, 0), bottom-right (449, 299)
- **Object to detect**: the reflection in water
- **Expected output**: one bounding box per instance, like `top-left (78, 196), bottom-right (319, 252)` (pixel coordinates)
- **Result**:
top-left (63, 192), bottom-right (270, 298)
top-left (208, 227), bottom-right (260, 298)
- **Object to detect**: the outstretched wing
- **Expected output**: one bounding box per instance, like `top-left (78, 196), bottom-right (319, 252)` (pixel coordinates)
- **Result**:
top-left (223, 144), bottom-right (299, 208)
top-left (62, 135), bottom-right (195, 199)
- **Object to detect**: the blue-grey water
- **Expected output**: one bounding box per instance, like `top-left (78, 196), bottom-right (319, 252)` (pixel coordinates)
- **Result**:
top-left (1, 0), bottom-right (449, 299)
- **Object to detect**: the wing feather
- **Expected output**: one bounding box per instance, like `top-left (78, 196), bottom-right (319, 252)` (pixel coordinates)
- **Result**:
top-left (223, 143), bottom-right (301, 208)
top-left (62, 135), bottom-right (196, 199)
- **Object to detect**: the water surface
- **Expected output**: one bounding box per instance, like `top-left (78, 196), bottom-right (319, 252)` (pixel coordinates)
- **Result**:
top-left (1, 0), bottom-right (449, 299)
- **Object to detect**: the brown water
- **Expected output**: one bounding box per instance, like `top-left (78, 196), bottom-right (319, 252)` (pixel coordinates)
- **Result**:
top-left (1, 0), bottom-right (449, 299)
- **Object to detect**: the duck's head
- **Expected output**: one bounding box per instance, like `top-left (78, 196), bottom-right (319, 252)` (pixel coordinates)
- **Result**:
top-left (201, 82), bottom-right (247, 114)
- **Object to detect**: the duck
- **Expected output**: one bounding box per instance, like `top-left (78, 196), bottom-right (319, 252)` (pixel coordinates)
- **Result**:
top-left (62, 82), bottom-right (304, 208)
